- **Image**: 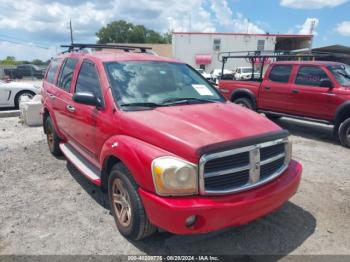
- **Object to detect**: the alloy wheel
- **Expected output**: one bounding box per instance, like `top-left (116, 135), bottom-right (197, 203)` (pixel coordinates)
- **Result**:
top-left (112, 178), bottom-right (132, 228)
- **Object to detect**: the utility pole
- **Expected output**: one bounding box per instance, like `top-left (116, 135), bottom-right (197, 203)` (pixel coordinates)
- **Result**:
top-left (309, 20), bottom-right (315, 54)
top-left (70, 19), bottom-right (74, 45)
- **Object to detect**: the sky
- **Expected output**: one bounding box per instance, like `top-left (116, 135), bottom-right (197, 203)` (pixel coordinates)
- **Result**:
top-left (0, 0), bottom-right (349, 60)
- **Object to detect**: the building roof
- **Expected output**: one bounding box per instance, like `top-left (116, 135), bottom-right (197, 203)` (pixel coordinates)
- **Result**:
top-left (312, 45), bottom-right (350, 55)
top-left (172, 32), bottom-right (313, 39)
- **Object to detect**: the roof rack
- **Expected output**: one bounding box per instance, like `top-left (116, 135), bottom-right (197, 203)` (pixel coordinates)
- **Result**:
top-left (60, 43), bottom-right (152, 53)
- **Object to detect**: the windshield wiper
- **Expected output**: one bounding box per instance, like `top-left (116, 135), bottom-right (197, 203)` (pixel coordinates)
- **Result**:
top-left (120, 102), bottom-right (163, 108)
top-left (161, 97), bottom-right (217, 105)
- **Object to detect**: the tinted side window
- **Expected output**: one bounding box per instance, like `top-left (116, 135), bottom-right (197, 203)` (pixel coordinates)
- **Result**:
top-left (75, 61), bottom-right (102, 99)
top-left (46, 60), bottom-right (59, 84)
top-left (57, 58), bottom-right (78, 92)
top-left (295, 66), bottom-right (330, 87)
top-left (268, 65), bottom-right (292, 83)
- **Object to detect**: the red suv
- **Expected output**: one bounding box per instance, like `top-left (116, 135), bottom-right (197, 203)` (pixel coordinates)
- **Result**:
top-left (42, 44), bottom-right (302, 240)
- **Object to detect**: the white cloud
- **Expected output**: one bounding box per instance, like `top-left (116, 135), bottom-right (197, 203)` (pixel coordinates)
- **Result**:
top-left (297, 18), bottom-right (319, 35)
top-left (336, 21), bottom-right (350, 36)
top-left (0, 0), bottom-right (218, 59)
top-left (280, 0), bottom-right (348, 9)
top-left (210, 0), bottom-right (264, 33)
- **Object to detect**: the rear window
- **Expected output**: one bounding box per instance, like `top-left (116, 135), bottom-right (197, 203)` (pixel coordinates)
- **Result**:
top-left (268, 65), bottom-right (292, 83)
top-left (57, 58), bottom-right (78, 92)
top-left (46, 60), bottom-right (59, 84)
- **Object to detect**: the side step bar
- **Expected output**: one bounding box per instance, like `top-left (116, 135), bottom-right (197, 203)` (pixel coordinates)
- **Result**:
top-left (258, 110), bottom-right (333, 125)
top-left (60, 143), bottom-right (101, 186)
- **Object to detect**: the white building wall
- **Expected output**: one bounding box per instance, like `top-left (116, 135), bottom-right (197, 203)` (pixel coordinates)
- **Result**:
top-left (172, 33), bottom-right (277, 73)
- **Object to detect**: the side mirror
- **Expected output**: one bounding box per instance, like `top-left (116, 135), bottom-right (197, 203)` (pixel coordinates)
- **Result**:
top-left (320, 79), bottom-right (333, 88)
top-left (73, 92), bottom-right (102, 108)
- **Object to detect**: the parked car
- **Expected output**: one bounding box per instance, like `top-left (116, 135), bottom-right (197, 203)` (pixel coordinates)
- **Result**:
top-left (219, 61), bottom-right (350, 148)
top-left (210, 69), bottom-right (234, 83)
top-left (234, 67), bottom-right (261, 80)
top-left (0, 79), bottom-right (41, 108)
top-left (42, 45), bottom-right (302, 240)
top-left (16, 64), bottom-right (45, 79)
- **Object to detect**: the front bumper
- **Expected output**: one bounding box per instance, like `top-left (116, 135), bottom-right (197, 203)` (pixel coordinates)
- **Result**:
top-left (139, 160), bottom-right (302, 235)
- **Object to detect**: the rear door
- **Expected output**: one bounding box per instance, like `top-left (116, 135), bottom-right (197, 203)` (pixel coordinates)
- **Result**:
top-left (259, 64), bottom-right (294, 113)
top-left (52, 57), bottom-right (79, 137)
top-left (288, 65), bottom-right (336, 120)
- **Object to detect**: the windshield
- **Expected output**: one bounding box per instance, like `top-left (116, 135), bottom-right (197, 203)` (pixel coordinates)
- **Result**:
top-left (327, 64), bottom-right (350, 87)
top-left (105, 61), bottom-right (223, 110)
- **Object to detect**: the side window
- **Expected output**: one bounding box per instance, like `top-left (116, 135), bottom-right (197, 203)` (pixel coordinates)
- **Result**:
top-left (46, 59), bottom-right (59, 84)
top-left (295, 66), bottom-right (330, 87)
top-left (57, 58), bottom-right (78, 92)
top-left (75, 61), bottom-right (102, 100)
top-left (268, 65), bottom-right (292, 83)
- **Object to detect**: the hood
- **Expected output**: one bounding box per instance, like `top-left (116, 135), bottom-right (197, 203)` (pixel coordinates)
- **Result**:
top-left (121, 102), bottom-right (282, 162)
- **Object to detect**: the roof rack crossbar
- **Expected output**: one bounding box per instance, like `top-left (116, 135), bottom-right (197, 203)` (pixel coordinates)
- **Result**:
top-left (60, 43), bottom-right (152, 53)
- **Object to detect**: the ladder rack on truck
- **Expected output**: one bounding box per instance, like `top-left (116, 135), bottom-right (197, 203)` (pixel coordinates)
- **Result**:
top-left (218, 50), bottom-right (337, 81)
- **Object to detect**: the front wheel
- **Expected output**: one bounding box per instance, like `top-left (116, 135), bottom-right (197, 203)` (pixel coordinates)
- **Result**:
top-left (233, 97), bottom-right (254, 110)
top-left (339, 118), bottom-right (350, 148)
top-left (108, 163), bottom-right (156, 240)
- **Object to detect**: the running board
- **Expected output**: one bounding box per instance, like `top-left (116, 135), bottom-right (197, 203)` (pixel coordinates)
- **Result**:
top-left (60, 143), bottom-right (101, 186)
top-left (258, 110), bottom-right (333, 125)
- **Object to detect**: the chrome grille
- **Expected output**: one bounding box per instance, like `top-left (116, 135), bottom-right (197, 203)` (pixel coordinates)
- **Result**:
top-left (199, 138), bottom-right (289, 195)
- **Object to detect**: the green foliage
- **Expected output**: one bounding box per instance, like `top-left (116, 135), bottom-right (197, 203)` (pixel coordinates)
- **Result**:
top-left (0, 56), bottom-right (48, 66)
top-left (96, 20), bottom-right (172, 44)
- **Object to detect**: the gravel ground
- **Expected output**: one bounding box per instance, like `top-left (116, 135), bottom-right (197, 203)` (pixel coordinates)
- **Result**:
top-left (0, 116), bottom-right (349, 257)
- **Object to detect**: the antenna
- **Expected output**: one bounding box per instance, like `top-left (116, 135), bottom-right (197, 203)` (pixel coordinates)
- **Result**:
top-left (70, 19), bottom-right (74, 45)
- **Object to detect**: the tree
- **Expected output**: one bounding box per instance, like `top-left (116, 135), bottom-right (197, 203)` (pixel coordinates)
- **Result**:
top-left (96, 20), bottom-right (171, 44)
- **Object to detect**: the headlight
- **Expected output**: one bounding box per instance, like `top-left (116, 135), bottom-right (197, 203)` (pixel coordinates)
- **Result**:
top-left (284, 137), bottom-right (292, 165)
top-left (152, 157), bottom-right (198, 196)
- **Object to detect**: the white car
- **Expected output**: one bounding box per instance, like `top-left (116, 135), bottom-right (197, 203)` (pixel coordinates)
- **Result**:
top-left (234, 67), bottom-right (261, 80)
top-left (210, 69), bottom-right (234, 84)
top-left (0, 80), bottom-right (41, 108)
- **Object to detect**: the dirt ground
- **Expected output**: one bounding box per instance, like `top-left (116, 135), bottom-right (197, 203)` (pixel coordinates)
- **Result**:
top-left (0, 116), bottom-right (349, 257)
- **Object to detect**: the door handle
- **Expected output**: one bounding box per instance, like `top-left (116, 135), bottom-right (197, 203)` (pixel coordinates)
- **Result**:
top-left (291, 89), bottom-right (299, 94)
top-left (264, 86), bottom-right (271, 90)
top-left (66, 105), bottom-right (75, 113)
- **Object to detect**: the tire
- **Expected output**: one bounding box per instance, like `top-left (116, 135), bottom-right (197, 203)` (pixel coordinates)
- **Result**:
top-left (14, 90), bottom-right (36, 108)
top-left (108, 163), bottom-right (156, 240)
top-left (338, 118), bottom-right (350, 148)
top-left (265, 114), bottom-right (281, 121)
top-left (45, 116), bottom-right (62, 156)
top-left (233, 97), bottom-right (254, 110)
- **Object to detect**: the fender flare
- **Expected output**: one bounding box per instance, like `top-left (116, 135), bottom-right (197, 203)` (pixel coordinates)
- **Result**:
top-left (99, 135), bottom-right (174, 192)
top-left (334, 101), bottom-right (350, 126)
top-left (231, 88), bottom-right (257, 108)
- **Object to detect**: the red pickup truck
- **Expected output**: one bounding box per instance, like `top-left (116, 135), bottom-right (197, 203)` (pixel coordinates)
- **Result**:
top-left (42, 44), bottom-right (302, 240)
top-left (219, 61), bottom-right (350, 148)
